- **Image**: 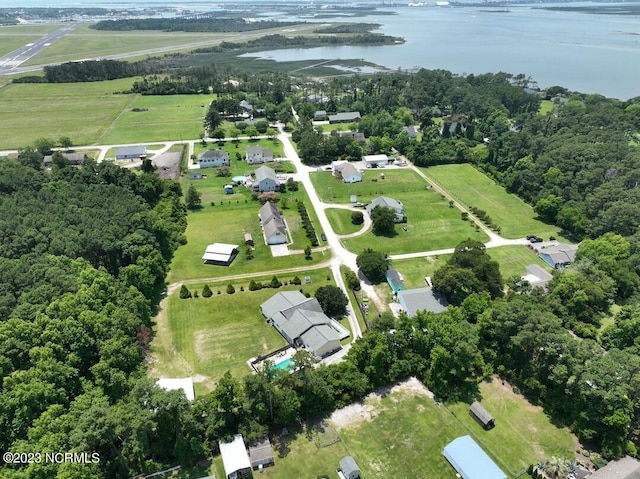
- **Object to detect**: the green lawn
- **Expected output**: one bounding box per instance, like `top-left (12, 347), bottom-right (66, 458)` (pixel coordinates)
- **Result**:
top-left (97, 94), bottom-right (212, 144)
top-left (343, 189), bottom-right (488, 254)
top-left (0, 79), bottom-right (137, 149)
top-left (325, 208), bottom-right (363, 235)
top-left (538, 99), bottom-right (555, 115)
top-left (256, 378), bottom-right (575, 479)
top-left (167, 183), bottom-right (328, 284)
top-left (152, 269), bottom-right (334, 392)
top-left (487, 245), bottom-right (552, 279)
top-left (310, 169), bottom-right (425, 204)
top-left (390, 255), bottom-right (449, 289)
top-left (424, 164), bottom-right (567, 240)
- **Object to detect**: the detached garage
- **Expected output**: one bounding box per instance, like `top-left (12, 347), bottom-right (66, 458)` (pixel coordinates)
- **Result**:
top-left (443, 436), bottom-right (506, 479)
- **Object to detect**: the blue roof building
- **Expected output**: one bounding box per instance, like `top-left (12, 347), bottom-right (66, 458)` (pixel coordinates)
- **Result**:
top-left (443, 436), bottom-right (506, 479)
top-left (386, 267), bottom-right (405, 294)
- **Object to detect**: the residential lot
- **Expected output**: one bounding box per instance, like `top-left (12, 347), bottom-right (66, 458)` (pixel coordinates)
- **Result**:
top-left (151, 268), bottom-right (336, 393)
top-left (248, 378), bottom-right (574, 479)
top-left (423, 164), bottom-right (566, 240)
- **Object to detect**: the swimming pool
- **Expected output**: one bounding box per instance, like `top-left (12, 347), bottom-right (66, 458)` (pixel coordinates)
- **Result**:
top-left (271, 357), bottom-right (294, 371)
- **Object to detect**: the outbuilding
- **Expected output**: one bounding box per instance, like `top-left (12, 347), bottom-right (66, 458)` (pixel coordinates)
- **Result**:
top-left (443, 435), bottom-right (506, 479)
top-left (219, 435), bottom-right (253, 479)
top-left (202, 243), bottom-right (239, 266)
top-left (248, 437), bottom-right (274, 470)
top-left (386, 267), bottom-right (405, 294)
top-left (469, 401), bottom-right (495, 430)
top-left (115, 145), bottom-right (146, 160)
top-left (362, 154), bottom-right (390, 169)
top-left (338, 456), bottom-right (360, 479)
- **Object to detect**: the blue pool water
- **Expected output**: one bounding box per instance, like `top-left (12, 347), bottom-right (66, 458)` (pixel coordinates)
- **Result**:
top-left (271, 358), bottom-right (294, 371)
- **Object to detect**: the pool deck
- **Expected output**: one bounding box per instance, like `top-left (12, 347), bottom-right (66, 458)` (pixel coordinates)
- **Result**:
top-left (248, 346), bottom-right (297, 373)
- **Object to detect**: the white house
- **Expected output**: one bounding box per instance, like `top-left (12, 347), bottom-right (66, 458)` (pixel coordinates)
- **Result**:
top-left (259, 201), bottom-right (287, 245)
top-left (246, 145), bottom-right (273, 165)
top-left (219, 435), bottom-right (253, 479)
top-left (199, 149), bottom-right (230, 168)
top-left (335, 162), bottom-right (362, 183)
top-left (252, 165), bottom-right (279, 192)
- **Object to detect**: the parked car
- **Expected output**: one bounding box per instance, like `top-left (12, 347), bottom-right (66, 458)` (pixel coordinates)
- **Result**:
top-left (529, 236), bottom-right (543, 243)
top-left (320, 233), bottom-right (327, 241)
top-left (526, 234), bottom-right (537, 240)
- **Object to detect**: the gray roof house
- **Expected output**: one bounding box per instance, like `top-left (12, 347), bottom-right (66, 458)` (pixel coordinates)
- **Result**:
top-left (329, 111), bottom-right (361, 124)
top-left (239, 99), bottom-right (253, 112)
top-left (43, 152), bottom-right (86, 166)
top-left (587, 456), bottom-right (640, 478)
top-left (538, 243), bottom-right (579, 269)
top-left (199, 149), bottom-right (230, 168)
top-left (314, 110), bottom-right (328, 121)
top-left (336, 162), bottom-right (362, 183)
top-left (246, 145), bottom-right (273, 165)
top-left (397, 287), bottom-right (448, 316)
top-left (521, 264), bottom-right (553, 290)
top-left (115, 145), bottom-right (146, 160)
top-left (260, 291), bottom-right (341, 358)
top-left (260, 202), bottom-right (287, 245)
top-left (253, 165), bottom-right (279, 192)
top-left (469, 401), bottom-right (495, 430)
top-left (402, 125), bottom-right (418, 138)
top-left (366, 196), bottom-right (405, 223)
top-left (339, 456), bottom-right (360, 479)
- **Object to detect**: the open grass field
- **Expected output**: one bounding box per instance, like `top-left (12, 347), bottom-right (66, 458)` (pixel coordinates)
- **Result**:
top-left (325, 208), bottom-right (363, 235)
top-left (250, 377), bottom-right (575, 479)
top-left (96, 94), bottom-right (212, 144)
top-left (167, 180), bottom-right (328, 284)
top-left (424, 164), bottom-right (567, 240)
top-left (151, 268), bottom-right (334, 393)
top-left (343, 189), bottom-right (488, 254)
top-left (0, 79), bottom-right (137, 149)
top-left (390, 255), bottom-right (448, 289)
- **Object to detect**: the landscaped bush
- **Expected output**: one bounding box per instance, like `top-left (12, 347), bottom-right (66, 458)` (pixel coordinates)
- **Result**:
top-left (179, 284), bottom-right (192, 299)
top-left (226, 284), bottom-right (235, 294)
top-left (202, 284), bottom-right (212, 297)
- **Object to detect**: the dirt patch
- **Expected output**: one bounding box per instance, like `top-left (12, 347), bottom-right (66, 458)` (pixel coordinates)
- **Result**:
top-left (153, 150), bottom-right (183, 181)
top-left (329, 377), bottom-right (434, 430)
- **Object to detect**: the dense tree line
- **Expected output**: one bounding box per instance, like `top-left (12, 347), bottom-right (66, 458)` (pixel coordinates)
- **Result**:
top-left (43, 59), bottom-right (149, 83)
top-left (0, 158), bottom-right (187, 478)
top-left (90, 17), bottom-right (299, 32)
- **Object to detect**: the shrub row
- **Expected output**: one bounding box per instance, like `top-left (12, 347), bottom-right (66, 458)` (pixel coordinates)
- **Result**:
top-left (297, 201), bottom-right (319, 247)
top-left (468, 205), bottom-right (501, 232)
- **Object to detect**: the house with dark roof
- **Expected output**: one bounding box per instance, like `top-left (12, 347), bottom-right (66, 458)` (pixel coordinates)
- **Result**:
top-left (402, 125), bottom-right (418, 138)
top-left (469, 402), bottom-right (495, 430)
top-left (386, 267), bottom-right (405, 294)
top-left (259, 201), bottom-right (287, 245)
top-left (329, 111), bottom-right (361, 124)
top-left (538, 243), bottom-right (579, 269)
top-left (199, 149), bottom-right (230, 168)
top-left (246, 145), bottom-right (273, 165)
top-left (260, 291), bottom-right (342, 358)
top-left (253, 165), bottom-right (279, 192)
top-left (366, 196), bottom-right (405, 223)
top-left (397, 287), bottom-right (448, 316)
top-left (43, 152), bottom-right (86, 167)
top-left (587, 456), bottom-right (640, 478)
top-left (338, 131), bottom-right (366, 142)
top-left (336, 162), bottom-right (362, 183)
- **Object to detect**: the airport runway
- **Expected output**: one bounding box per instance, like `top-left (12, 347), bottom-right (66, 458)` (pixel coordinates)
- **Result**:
top-left (0, 24), bottom-right (78, 75)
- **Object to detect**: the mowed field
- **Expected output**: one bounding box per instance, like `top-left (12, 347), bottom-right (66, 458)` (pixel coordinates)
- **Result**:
top-left (0, 77), bottom-right (220, 149)
top-left (325, 208), bottom-right (363, 236)
top-left (423, 164), bottom-right (565, 240)
top-left (311, 168), bottom-right (488, 254)
top-left (244, 378), bottom-right (575, 479)
top-left (151, 269), bottom-right (334, 393)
